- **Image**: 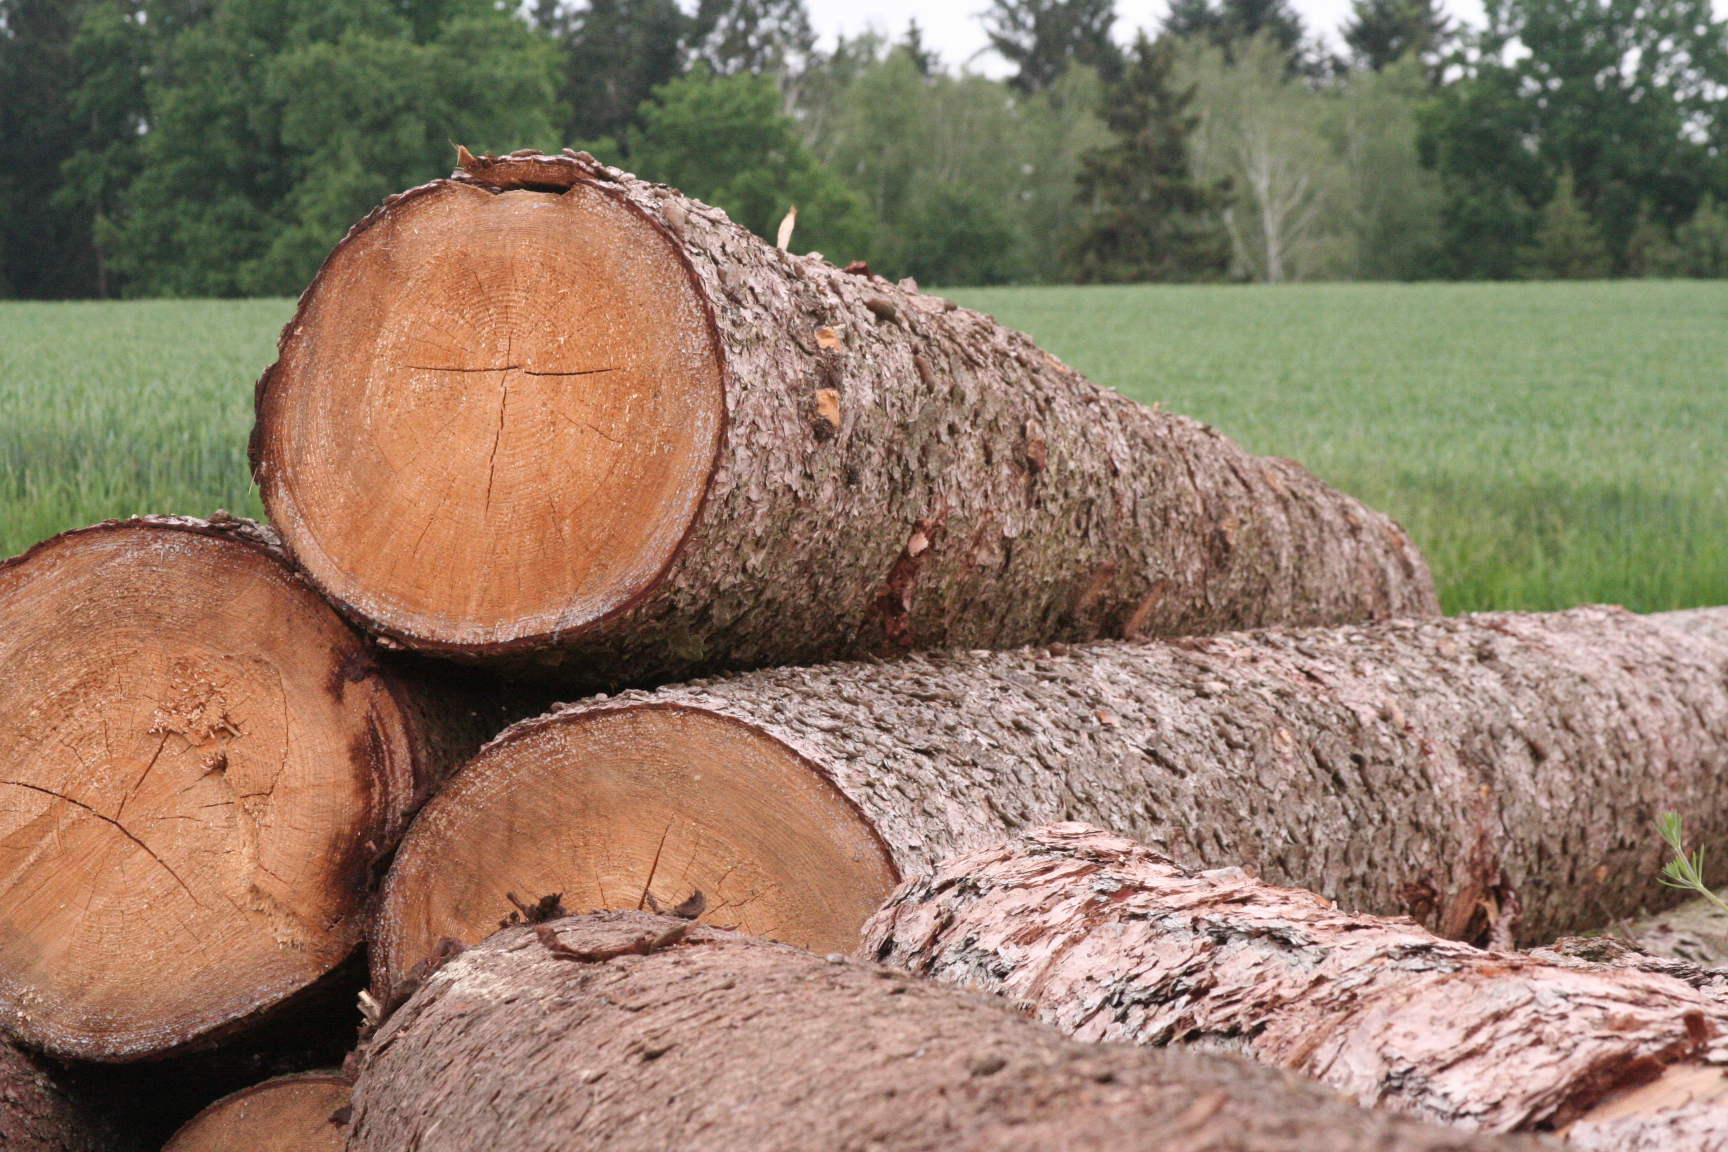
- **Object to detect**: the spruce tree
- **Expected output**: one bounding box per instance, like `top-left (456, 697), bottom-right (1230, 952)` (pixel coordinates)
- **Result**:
top-left (1162, 0), bottom-right (1306, 59)
top-left (1522, 169), bottom-right (1609, 278)
top-left (685, 0), bottom-right (814, 75)
top-left (1342, 0), bottom-right (1449, 74)
top-left (0, 0), bottom-right (97, 296)
top-left (982, 0), bottom-right (1121, 94)
top-left (1067, 34), bottom-right (1232, 282)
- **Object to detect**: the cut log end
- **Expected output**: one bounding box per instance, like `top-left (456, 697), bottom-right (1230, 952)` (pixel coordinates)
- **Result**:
top-left (0, 519), bottom-right (413, 1060)
top-left (373, 705), bottom-right (898, 998)
top-left (162, 1073), bottom-right (350, 1152)
top-left (255, 180), bottom-right (724, 653)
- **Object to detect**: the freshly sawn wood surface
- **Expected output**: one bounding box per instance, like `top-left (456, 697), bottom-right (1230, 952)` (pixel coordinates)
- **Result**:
top-left (372, 605), bottom-right (1728, 996)
top-left (346, 911), bottom-right (1545, 1152)
top-left (863, 823), bottom-right (1728, 1144)
top-left (252, 148), bottom-right (1435, 682)
top-left (0, 517), bottom-right (504, 1061)
top-left (161, 1073), bottom-right (349, 1152)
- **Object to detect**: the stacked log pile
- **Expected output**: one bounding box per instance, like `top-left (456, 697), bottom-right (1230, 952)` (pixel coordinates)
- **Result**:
top-left (373, 602), bottom-right (1728, 1000)
top-left (3, 147), bottom-right (1724, 1149)
top-left (344, 911), bottom-right (1542, 1152)
top-left (864, 823), bottom-right (1728, 1147)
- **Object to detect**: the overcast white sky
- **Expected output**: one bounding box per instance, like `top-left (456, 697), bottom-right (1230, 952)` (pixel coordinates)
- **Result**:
top-left (799, 0), bottom-right (1486, 73)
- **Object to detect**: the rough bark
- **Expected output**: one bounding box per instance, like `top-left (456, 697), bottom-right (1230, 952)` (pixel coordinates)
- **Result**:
top-left (161, 1073), bottom-right (348, 1152)
top-left (863, 823), bottom-right (1728, 1145)
top-left (1653, 608), bottom-right (1728, 652)
top-left (251, 147), bottom-right (1435, 684)
top-left (0, 516), bottom-right (519, 1061)
top-left (373, 605), bottom-right (1728, 996)
top-left (346, 911), bottom-right (1544, 1152)
top-left (0, 1036), bottom-right (107, 1152)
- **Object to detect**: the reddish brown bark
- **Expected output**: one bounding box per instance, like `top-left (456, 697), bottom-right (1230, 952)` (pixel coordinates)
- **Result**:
top-left (0, 1037), bottom-right (106, 1152)
top-left (864, 823), bottom-right (1728, 1146)
top-left (251, 148), bottom-right (1434, 685)
top-left (374, 605), bottom-right (1728, 996)
top-left (346, 912), bottom-right (1544, 1152)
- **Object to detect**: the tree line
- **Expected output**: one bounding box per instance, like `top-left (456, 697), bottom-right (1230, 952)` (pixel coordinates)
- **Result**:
top-left (1, 0), bottom-right (1725, 297)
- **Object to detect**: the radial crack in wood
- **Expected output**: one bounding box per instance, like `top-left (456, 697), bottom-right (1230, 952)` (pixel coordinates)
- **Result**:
top-left (252, 150), bottom-right (1436, 681)
top-left (373, 704), bottom-right (899, 993)
top-left (862, 823), bottom-right (1728, 1146)
top-left (0, 517), bottom-right (424, 1060)
top-left (347, 911), bottom-right (1546, 1152)
top-left (372, 605), bottom-right (1728, 998)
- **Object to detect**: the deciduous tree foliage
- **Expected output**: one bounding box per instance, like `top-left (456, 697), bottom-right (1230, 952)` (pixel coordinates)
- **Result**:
top-left (531, 0), bottom-right (682, 151)
top-left (629, 67), bottom-right (871, 260)
top-left (1418, 0), bottom-right (1728, 277)
top-left (1068, 34), bottom-right (1232, 282)
top-left (81, 0), bottom-right (562, 297)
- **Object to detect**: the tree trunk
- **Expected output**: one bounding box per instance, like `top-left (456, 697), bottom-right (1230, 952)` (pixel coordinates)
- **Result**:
top-left (1653, 608), bottom-right (1728, 652)
top-left (371, 604), bottom-right (1728, 1001)
top-left (0, 517), bottom-right (519, 1061)
top-left (862, 823), bottom-right (1728, 1146)
top-left (161, 1073), bottom-right (348, 1152)
top-left (250, 148), bottom-right (1436, 686)
top-left (0, 1036), bottom-right (107, 1152)
top-left (346, 911), bottom-right (1543, 1152)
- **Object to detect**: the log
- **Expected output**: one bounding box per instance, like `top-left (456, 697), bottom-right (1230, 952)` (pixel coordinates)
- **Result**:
top-left (345, 911), bottom-right (1543, 1152)
top-left (161, 1073), bottom-right (348, 1152)
top-left (1653, 608), bottom-right (1728, 652)
top-left (862, 823), bottom-right (1728, 1145)
top-left (250, 148), bottom-right (1436, 682)
top-left (372, 605), bottom-right (1728, 997)
top-left (0, 516), bottom-right (516, 1061)
top-left (0, 1035), bottom-right (107, 1152)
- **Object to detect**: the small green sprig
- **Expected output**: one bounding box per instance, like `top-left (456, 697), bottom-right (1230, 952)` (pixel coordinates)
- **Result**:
top-left (1657, 812), bottom-right (1728, 916)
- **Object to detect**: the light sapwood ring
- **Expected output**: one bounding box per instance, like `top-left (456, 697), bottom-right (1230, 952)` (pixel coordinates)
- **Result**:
top-left (0, 518), bottom-right (415, 1060)
top-left (252, 150), bottom-right (1438, 684)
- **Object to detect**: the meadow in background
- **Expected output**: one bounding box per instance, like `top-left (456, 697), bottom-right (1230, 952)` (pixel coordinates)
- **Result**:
top-left (4, 280), bottom-right (1722, 614)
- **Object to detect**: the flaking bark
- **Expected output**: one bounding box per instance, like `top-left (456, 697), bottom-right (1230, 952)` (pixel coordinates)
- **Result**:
top-left (346, 911), bottom-right (1543, 1152)
top-left (862, 823), bottom-right (1728, 1143)
top-left (253, 148), bottom-right (1436, 683)
top-left (0, 1037), bottom-right (108, 1152)
top-left (510, 605), bottom-right (1728, 946)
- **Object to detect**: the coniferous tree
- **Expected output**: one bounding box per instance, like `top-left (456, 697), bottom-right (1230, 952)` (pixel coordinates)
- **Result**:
top-left (1343, 0), bottom-right (1450, 74)
top-left (981, 0), bottom-right (1122, 94)
top-left (898, 19), bottom-right (937, 76)
top-left (0, 0), bottom-right (97, 297)
top-left (1067, 34), bottom-right (1231, 282)
top-left (1162, 0), bottom-right (1306, 62)
top-left (1522, 169), bottom-right (1609, 278)
top-left (533, 0), bottom-right (683, 150)
top-left (1418, 0), bottom-right (1728, 277)
top-left (685, 0), bottom-right (814, 75)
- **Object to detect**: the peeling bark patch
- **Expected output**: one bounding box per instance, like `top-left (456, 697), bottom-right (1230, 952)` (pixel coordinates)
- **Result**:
top-left (861, 515), bottom-right (947, 655)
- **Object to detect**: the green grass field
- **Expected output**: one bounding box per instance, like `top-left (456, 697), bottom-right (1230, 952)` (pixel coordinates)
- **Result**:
top-left (958, 280), bottom-right (1728, 613)
top-left (3, 282), bottom-right (1723, 614)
